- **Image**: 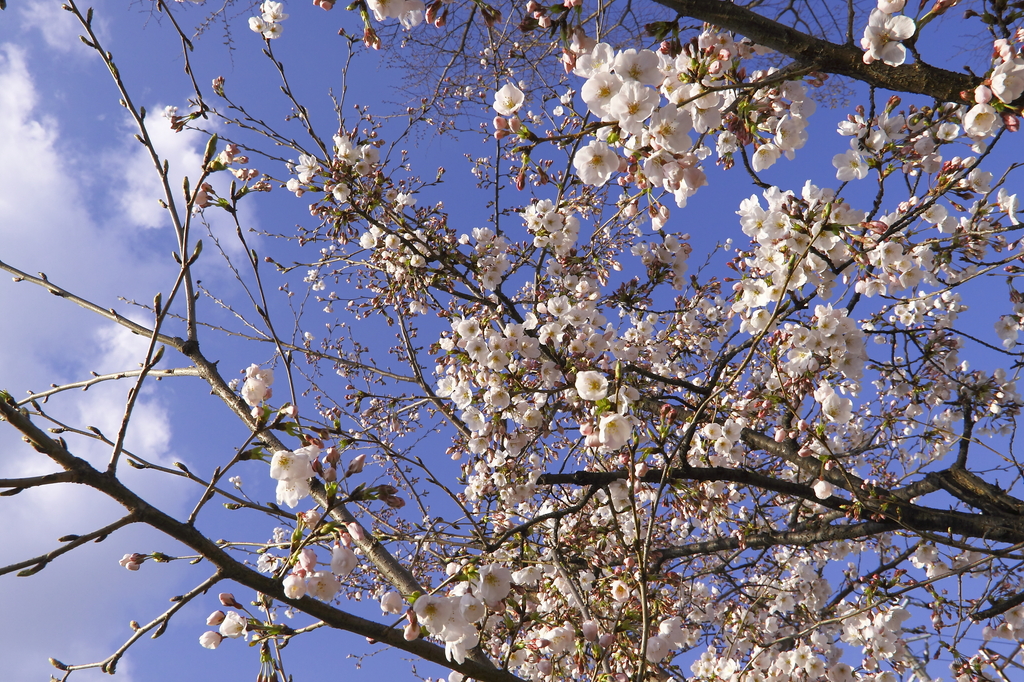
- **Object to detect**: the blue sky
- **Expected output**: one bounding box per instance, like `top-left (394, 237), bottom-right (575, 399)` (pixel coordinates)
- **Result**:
top-left (2, 1), bottom-right (1023, 680)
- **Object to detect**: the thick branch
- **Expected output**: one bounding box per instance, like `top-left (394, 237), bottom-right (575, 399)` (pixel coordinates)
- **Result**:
top-left (653, 0), bottom-right (979, 102)
top-left (656, 520), bottom-right (898, 562)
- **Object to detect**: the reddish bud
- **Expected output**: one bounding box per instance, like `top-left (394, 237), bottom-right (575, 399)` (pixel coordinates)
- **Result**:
top-left (219, 593), bottom-right (242, 608)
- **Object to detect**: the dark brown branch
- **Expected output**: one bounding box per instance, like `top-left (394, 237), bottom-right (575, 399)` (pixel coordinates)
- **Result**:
top-left (537, 467), bottom-right (843, 509)
top-left (484, 485), bottom-right (602, 552)
top-left (656, 520), bottom-right (898, 562)
top-left (926, 467), bottom-right (1024, 517)
top-left (973, 590), bottom-right (1024, 621)
top-left (652, 0), bottom-right (979, 103)
top-left (0, 471), bottom-right (77, 495)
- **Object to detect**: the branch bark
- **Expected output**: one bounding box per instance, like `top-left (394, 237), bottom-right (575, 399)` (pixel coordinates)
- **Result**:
top-left (651, 0), bottom-right (979, 103)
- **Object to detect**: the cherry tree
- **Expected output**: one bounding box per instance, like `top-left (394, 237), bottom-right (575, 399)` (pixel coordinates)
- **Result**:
top-left (3, 0), bottom-right (1024, 681)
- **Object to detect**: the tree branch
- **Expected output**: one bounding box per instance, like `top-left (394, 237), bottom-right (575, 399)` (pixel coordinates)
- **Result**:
top-left (652, 0), bottom-right (979, 103)
top-left (0, 398), bottom-right (522, 682)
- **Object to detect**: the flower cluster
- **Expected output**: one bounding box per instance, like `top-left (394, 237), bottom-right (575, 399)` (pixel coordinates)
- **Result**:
top-left (269, 445), bottom-right (317, 508)
top-left (407, 565), bottom-right (511, 664)
top-left (860, 1), bottom-right (915, 66)
top-left (248, 0), bottom-right (288, 39)
top-left (241, 364), bottom-right (274, 407)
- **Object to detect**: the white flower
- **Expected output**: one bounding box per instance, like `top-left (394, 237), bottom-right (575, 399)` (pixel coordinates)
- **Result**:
top-left (296, 154), bottom-right (319, 183)
top-left (366, 0), bottom-right (406, 20)
top-left (460, 594), bottom-right (486, 623)
top-left (331, 544), bottom-right (358, 577)
top-left (512, 565), bottom-right (542, 585)
top-left (381, 591), bottom-right (405, 614)
top-left (609, 81), bottom-right (660, 135)
top-left (612, 48), bottom-right (662, 86)
top-left (963, 102), bottom-right (1001, 138)
top-left (833, 148), bottom-right (869, 181)
top-left (573, 140), bottom-right (619, 186)
top-left (581, 72), bottom-right (623, 118)
top-left (275, 478), bottom-right (311, 508)
top-left (241, 364), bottom-right (274, 406)
top-left (261, 22), bottom-right (283, 39)
top-left (219, 611), bottom-right (247, 639)
top-left (199, 631), bottom-right (223, 649)
top-left (821, 393), bottom-right (853, 424)
top-left (461, 407), bottom-right (486, 432)
top-left (813, 480), bottom-right (835, 499)
top-left (861, 9), bottom-right (915, 66)
top-left (413, 594), bottom-right (453, 629)
top-left (306, 571), bottom-right (341, 600)
top-left (995, 315), bottom-right (1019, 349)
top-left (998, 187), bottom-right (1020, 225)
top-left (751, 143), bottom-right (781, 172)
top-left (598, 413), bottom-right (632, 449)
top-left (474, 565), bottom-right (512, 605)
top-left (648, 104), bottom-right (693, 153)
top-left (493, 83), bottom-right (525, 117)
top-left (248, 16), bottom-right (268, 33)
top-left (261, 0), bottom-right (289, 22)
top-left (992, 57), bottom-right (1024, 103)
top-left (645, 634), bottom-right (670, 662)
top-left (269, 449), bottom-right (315, 482)
top-left (876, 0), bottom-right (905, 12)
top-left (609, 579), bottom-right (631, 602)
top-left (575, 371), bottom-right (609, 401)
top-left (574, 43), bottom-right (615, 78)
top-left (282, 573), bottom-right (307, 599)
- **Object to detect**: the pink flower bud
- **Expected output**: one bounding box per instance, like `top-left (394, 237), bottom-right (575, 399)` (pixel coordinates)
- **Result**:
top-left (219, 593), bottom-right (242, 608)
top-left (774, 428), bottom-right (787, 443)
top-left (599, 633), bottom-right (615, 647)
top-left (635, 462), bottom-right (649, 477)
top-left (346, 453), bottom-right (366, 477)
top-left (562, 50), bottom-right (576, 73)
top-left (119, 553), bottom-right (145, 571)
top-left (494, 129), bottom-right (510, 140)
top-left (404, 622), bottom-right (421, 640)
top-left (975, 84), bottom-right (993, 104)
top-left (298, 547), bottom-right (317, 572)
top-left (206, 610), bottom-right (226, 626)
top-left (199, 631), bottom-right (223, 649)
top-left (346, 522), bottom-right (366, 542)
top-left (579, 421), bottom-right (594, 436)
top-left (582, 620), bottom-right (600, 641)
top-left (493, 116), bottom-right (508, 130)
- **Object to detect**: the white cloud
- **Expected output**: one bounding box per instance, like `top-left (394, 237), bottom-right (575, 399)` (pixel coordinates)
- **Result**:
top-left (18, 0), bottom-right (95, 55)
top-left (0, 40), bottom-right (196, 682)
top-left (117, 111), bottom-right (206, 230)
